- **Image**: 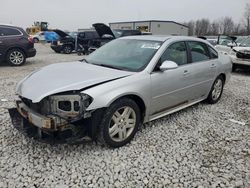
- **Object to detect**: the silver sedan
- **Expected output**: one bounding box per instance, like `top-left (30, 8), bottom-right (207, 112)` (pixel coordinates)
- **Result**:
top-left (9, 36), bottom-right (232, 147)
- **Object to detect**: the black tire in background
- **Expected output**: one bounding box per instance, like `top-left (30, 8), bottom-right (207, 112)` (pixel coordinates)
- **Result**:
top-left (206, 75), bottom-right (224, 104)
top-left (6, 49), bottom-right (26, 66)
top-left (33, 38), bottom-right (39, 43)
top-left (98, 98), bottom-right (141, 148)
top-left (63, 45), bottom-right (73, 54)
top-left (232, 64), bottom-right (237, 72)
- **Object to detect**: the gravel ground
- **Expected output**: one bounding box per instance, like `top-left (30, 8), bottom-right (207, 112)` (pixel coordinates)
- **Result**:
top-left (0, 43), bottom-right (249, 188)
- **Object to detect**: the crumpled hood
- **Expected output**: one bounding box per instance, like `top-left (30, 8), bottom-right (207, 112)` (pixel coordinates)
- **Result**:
top-left (16, 61), bottom-right (133, 103)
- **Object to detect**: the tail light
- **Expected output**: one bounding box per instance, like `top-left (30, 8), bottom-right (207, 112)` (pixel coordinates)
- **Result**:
top-left (28, 36), bottom-right (34, 43)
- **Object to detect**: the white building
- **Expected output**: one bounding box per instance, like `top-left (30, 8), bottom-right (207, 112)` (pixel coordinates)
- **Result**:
top-left (109, 20), bottom-right (189, 36)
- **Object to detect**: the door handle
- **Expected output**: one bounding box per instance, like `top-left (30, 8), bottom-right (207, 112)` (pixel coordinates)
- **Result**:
top-left (0, 41), bottom-right (2, 44)
top-left (210, 63), bottom-right (216, 68)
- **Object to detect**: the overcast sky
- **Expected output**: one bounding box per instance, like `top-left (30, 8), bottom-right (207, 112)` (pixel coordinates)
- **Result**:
top-left (0, 0), bottom-right (249, 31)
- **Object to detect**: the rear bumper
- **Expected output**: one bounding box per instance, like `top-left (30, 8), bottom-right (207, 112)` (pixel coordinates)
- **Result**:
top-left (26, 48), bottom-right (36, 58)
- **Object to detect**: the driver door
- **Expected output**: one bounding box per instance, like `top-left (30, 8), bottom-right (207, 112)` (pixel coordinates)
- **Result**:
top-left (150, 41), bottom-right (193, 117)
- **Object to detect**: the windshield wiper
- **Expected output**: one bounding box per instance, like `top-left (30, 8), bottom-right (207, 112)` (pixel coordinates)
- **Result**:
top-left (93, 63), bottom-right (124, 70)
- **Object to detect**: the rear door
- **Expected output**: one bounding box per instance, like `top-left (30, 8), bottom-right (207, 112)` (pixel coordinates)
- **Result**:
top-left (185, 41), bottom-right (217, 99)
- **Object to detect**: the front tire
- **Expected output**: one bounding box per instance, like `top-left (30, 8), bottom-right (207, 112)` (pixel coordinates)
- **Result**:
top-left (63, 45), bottom-right (73, 54)
top-left (98, 98), bottom-right (141, 148)
top-left (6, 49), bottom-right (26, 66)
top-left (206, 76), bottom-right (224, 104)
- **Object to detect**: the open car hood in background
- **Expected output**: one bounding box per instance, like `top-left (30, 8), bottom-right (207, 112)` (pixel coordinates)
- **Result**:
top-left (92, 23), bottom-right (115, 38)
top-left (52, 29), bottom-right (70, 38)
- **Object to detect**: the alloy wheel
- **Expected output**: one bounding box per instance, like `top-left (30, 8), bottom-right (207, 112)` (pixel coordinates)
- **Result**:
top-left (9, 51), bottom-right (24, 65)
top-left (212, 79), bottom-right (223, 101)
top-left (109, 106), bottom-right (136, 142)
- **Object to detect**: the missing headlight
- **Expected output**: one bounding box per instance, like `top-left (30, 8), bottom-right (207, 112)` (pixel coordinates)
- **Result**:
top-left (58, 101), bottom-right (71, 111)
top-left (48, 94), bottom-right (92, 119)
top-left (74, 101), bottom-right (80, 111)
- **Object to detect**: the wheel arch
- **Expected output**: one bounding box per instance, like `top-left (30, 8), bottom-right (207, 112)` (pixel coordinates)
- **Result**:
top-left (112, 94), bottom-right (146, 122)
top-left (33, 37), bottom-right (39, 41)
top-left (89, 93), bottom-right (147, 123)
top-left (218, 73), bottom-right (226, 83)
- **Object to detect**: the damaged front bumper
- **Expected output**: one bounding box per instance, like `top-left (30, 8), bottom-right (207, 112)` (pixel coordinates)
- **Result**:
top-left (8, 101), bottom-right (92, 144)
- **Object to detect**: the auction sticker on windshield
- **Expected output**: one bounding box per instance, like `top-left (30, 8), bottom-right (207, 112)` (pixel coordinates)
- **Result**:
top-left (141, 43), bottom-right (161, 49)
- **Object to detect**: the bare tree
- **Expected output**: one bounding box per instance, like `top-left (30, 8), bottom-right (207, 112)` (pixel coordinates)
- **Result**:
top-left (233, 23), bottom-right (242, 35)
top-left (183, 21), bottom-right (195, 36)
top-left (195, 19), bottom-right (210, 36)
top-left (222, 17), bottom-right (234, 35)
top-left (210, 20), bottom-right (220, 35)
top-left (244, 3), bottom-right (250, 35)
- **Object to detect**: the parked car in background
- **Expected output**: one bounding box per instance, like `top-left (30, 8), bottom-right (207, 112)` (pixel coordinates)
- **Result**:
top-left (215, 35), bottom-right (250, 71)
top-left (31, 31), bottom-right (45, 43)
top-left (215, 35), bottom-right (237, 54)
top-left (88, 23), bottom-right (142, 53)
top-left (50, 29), bottom-right (99, 54)
top-left (0, 24), bottom-right (36, 66)
top-left (229, 36), bottom-right (250, 71)
top-left (51, 24), bottom-right (143, 55)
top-left (9, 36), bottom-right (231, 147)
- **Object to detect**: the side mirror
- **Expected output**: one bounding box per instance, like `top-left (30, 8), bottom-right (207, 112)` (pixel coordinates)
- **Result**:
top-left (159, 61), bottom-right (178, 71)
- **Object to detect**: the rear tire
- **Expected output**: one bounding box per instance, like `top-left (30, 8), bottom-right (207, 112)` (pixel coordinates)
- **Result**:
top-left (206, 75), bottom-right (224, 104)
top-left (98, 98), bottom-right (141, 148)
top-left (6, 49), bottom-right (26, 66)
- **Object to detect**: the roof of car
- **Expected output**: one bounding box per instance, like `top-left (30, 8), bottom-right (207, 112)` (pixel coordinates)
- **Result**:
top-left (120, 35), bottom-right (210, 43)
top-left (0, 23), bottom-right (18, 27)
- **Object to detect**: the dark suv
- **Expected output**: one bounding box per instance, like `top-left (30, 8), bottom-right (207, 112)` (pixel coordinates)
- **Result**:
top-left (51, 30), bottom-right (99, 54)
top-left (0, 24), bottom-right (36, 66)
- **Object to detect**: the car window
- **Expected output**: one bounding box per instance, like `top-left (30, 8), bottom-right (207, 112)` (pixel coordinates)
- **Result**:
top-left (218, 35), bottom-right (235, 46)
top-left (78, 32), bottom-right (85, 38)
top-left (85, 32), bottom-right (93, 38)
top-left (1, 27), bottom-right (22, 36)
top-left (208, 46), bottom-right (218, 59)
top-left (239, 37), bottom-right (250, 47)
top-left (160, 42), bottom-right (188, 66)
top-left (93, 32), bottom-right (99, 38)
top-left (188, 41), bottom-right (210, 62)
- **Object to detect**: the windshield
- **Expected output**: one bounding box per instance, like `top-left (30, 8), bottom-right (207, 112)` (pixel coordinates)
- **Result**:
top-left (236, 36), bottom-right (248, 44)
top-left (86, 39), bottom-right (162, 72)
top-left (218, 36), bottom-right (235, 46)
top-left (68, 32), bottom-right (77, 38)
top-left (239, 37), bottom-right (250, 47)
top-left (112, 30), bottom-right (122, 38)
